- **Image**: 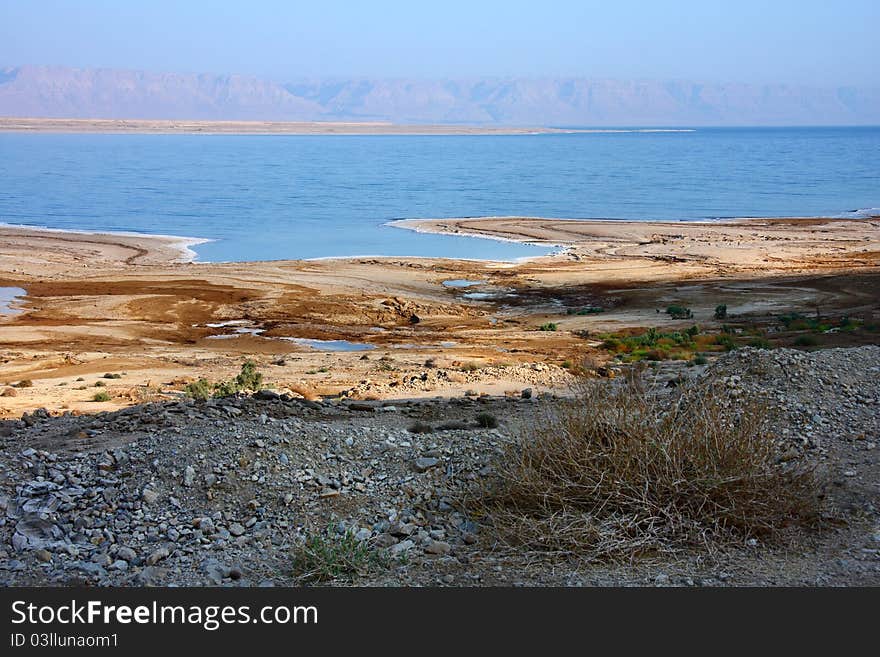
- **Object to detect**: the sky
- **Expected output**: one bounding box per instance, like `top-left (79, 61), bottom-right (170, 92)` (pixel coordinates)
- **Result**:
top-left (1, 0), bottom-right (878, 86)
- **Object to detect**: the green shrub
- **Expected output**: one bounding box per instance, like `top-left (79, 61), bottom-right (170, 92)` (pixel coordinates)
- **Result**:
top-left (714, 304), bottom-right (728, 320)
top-left (538, 323), bottom-right (558, 332)
top-left (92, 391), bottom-right (111, 402)
top-left (235, 360), bottom-right (263, 391)
top-left (184, 361), bottom-right (265, 400)
top-left (476, 412), bottom-right (499, 429)
top-left (715, 334), bottom-right (737, 351)
top-left (666, 305), bottom-right (693, 319)
top-left (184, 378), bottom-right (212, 401)
top-left (567, 306), bottom-right (605, 316)
top-left (292, 528), bottom-right (390, 583)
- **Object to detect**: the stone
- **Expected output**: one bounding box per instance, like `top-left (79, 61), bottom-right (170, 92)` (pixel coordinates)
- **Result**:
top-left (228, 522), bottom-right (245, 537)
top-left (521, 388), bottom-right (533, 399)
top-left (141, 489), bottom-right (159, 505)
top-left (145, 547), bottom-right (169, 566)
top-left (424, 540), bottom-right (451, 555)
top-left (390, 540), bottom-right (414, 557)
top-left (116, 546), bottom-right (137, 562)
top-left (183, 465), bottom-right (195, 487)
top-left (34, 548), bottom-right (52, 562)
top-left (413, 457), bottom-right (440, 473)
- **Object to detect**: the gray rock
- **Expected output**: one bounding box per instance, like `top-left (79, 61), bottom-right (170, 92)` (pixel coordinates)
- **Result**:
top-left (145, 547), bottom-right (169, 566)
top-left (116, 546), bottom-right (137, 562)
top-left (424, 540), bottom-right (451, 555)
top-left (390, 540), bottom-right (414, 557)
top-left (413, 457), bottom-right (440, 473)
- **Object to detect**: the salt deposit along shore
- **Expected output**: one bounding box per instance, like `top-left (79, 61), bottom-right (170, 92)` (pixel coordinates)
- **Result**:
top-left (0, 215), bottom-right (878, 417)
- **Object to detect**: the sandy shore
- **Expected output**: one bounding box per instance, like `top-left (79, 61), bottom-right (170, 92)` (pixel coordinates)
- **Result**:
top-left (0, 117), bottom-right (569, 135)
top-left (395, 215), bottom-right (880, 275)
top-left (0, 216), bottom-right (878, 416)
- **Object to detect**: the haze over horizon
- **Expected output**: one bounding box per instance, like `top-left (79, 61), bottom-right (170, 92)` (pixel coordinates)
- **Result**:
top-left (1, 1), bottom-right (878, 125)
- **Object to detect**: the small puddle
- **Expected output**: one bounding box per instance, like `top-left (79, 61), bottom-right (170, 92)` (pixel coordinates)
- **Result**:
top-left (203, 320), bottom-right (266, 339)
top-left (442, 279), bottom-right (486, 288)
top-left (205, 328), bottom-right (265, 339)
top-left (0, 287), bottom-right (26, 315)
top-left (280, 338), bottom-right (375, 352)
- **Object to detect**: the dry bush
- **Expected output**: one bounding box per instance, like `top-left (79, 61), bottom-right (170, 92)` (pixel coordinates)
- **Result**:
top-left (473, 374), bottom-right (824, 559)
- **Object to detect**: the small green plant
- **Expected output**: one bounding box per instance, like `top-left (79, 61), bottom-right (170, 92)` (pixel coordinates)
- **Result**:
top-left (538, 323), bottom-right (558, 332)
top-left (94, 380), bottom-right (106, 387)
top-left (14, 379), bottom-right (33, 388)
top-left (567, 306), bottom-right (604, 315)
top-left (748, 338), bottom-right (772, 349)
top-left (715, 334), bottom-right (737, 351)
top-left (102, 373), bottom-right (122, 379)
top-left (184, 361), bottom-right (266, 400)
top-left (292, 528), bottom-right (390, 583)
top-left (666, 305), bottom-right (693, 319)
top-left (476, 412), bottom-right (499, 429)
top-left (184, 378), bottom-right (213, 401)
top-left (714, 304), bottom-right (728, 320)
top-left (92, 391), bottom-right (111, 402)
top-left (235, 360), bottom-right (263, 391)
top-left (692, 354), bottom-right (709, 366)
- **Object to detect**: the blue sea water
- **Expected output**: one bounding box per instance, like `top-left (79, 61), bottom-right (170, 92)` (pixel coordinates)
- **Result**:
top-left (0, 127), bottom-right (877, 262)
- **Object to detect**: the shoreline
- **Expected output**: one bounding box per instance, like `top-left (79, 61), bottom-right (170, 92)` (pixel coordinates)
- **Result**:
top-left (0, 117), bottom-right (706, 136)
top-left (0, 223), bottom-right (210, 265)
top-left (0, 117), bottom-right (572, 136)
top-left (4, 210), bottom-right (879, 269)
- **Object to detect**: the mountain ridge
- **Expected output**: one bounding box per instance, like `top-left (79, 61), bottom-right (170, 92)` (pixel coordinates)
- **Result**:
top-left (1, 65), bottom-right (878, 126)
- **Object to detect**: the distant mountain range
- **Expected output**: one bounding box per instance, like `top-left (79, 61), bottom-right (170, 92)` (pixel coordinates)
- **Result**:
top-left (1, 65), bottom-right (878, 126)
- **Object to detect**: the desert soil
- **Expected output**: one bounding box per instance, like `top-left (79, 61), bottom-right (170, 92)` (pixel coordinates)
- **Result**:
top-left (1, 346), bottom-right (878, 586)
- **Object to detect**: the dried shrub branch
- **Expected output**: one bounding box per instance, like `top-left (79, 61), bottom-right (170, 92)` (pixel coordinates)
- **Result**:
top-left (472, 374), bottom-right (824, 559)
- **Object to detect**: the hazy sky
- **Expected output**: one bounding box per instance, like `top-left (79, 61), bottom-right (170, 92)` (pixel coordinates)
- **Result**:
top-left (2, 0), bottom-right (877, 86)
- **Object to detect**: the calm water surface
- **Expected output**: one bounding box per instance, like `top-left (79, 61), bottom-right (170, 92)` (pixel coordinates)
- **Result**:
top-left (0, 127), bottom-right (877, 261)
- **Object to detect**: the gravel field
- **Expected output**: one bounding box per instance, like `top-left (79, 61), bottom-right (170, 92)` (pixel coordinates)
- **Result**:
top-left (1, 346), bottom-right (878, 587)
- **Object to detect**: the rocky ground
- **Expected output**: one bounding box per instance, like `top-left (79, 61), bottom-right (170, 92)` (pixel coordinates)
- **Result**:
top-left (1, 346), bottom-right (878, 587)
